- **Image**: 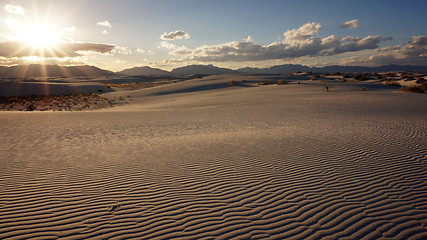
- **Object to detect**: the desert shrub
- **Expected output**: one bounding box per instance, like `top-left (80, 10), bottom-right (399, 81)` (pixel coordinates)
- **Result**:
top-left (257, 81), bottom-right (275, 85)
top-left (229, 80), bottom-right (238, 86)
top-left (342, 73), bottom-right (352, 78)
top-left (26, 103), bottom-right (35, 111)
top-left (8, 97), bottom-right (18, 103)
top-left (311, 75), bottom-right (321, 80)
top-left (360, 87), bottom-right (366, 91)
top-left (415, 78), bottom-right (425, 84)
top-left (324, 85), bottom-right (329, 92)
top-left (354, 74), bottom-right (366, 80)
top-left (277, 79), bottom-right (288, 85)
top-left (333, 72), bottom-right (341, 75)
top-left (296, 71), bottom-right (302, 73)
top-left (400, 86), bottom-right (425, 93)
top-left (400, 74), bottom-right (410, 79)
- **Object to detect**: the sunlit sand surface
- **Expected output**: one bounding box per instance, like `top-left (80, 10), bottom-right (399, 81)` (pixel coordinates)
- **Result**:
top-left (1, 75), bottom-right (426, 239)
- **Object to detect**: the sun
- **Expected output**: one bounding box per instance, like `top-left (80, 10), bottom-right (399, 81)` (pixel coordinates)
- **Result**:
top-left (19, 23), bottom-right (61, 49)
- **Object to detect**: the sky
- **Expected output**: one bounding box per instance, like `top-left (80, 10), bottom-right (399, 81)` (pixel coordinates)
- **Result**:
top-left (0, 0), bottom-right (426, 71)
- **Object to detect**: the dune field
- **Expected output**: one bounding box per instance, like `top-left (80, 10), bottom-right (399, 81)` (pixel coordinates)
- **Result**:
top-left (0, 74), bottom-right (426, 239)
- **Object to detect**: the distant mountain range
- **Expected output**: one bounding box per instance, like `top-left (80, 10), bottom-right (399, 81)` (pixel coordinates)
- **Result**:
top-left (0, 64), bottom-right (115, 78)
top-left (118, 64), bottom-right (427, 77)
top-left (1, 63), bottom-right (427, 78)
top-left (171, 65), bottom-right (235, 75)
top-left (116, 66), bottom-right (173, 77)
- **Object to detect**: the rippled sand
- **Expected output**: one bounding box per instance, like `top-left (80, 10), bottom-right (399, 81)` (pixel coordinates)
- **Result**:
top-left (1, 75), bottom-right (426, 239)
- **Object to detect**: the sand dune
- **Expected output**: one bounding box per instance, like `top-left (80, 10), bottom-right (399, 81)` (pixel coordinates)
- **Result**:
top-left (0, 80), bottom-right (112, 97)
top-left (0, 75), bottom-right (426, 239)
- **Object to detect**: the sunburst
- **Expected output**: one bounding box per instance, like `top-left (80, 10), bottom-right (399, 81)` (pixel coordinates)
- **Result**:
top-left (19, 23), bottom-right (61, 49)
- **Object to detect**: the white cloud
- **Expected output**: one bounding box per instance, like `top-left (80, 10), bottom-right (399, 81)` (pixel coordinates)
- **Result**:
top-left (244, 36), bottom-right (254, 42)
top-left (62, 26), bottom-right (76, 32)
top-left (159, 41), bottom-right (177, 49)
top-left (341, 35), bottom-right (427, 66)
top-left (176, 22), bottom-right (382, 63)
top-left (159, 41), bottom-right (191, 55)
top-left (340, 19), bottom-right (360, 29)
top-left (160, 30), bottom-right (190, 40)
top-left (147, 50), bottom-right (154, 55)
top-left (0, 56), bottom-right (85, 66)
top-left (0, 40), bottom-right (116, 58)
top-left (136, 48), bottom-right (145, 54)
top-left (173, 48), bottom-right (192, 55)
top-left (97, 20), bottom-right (112, 28)
top-left (102, 30), bottom-right (109, 35)
top-left (4, 4), bottom-right (25, 15)
top-left (112, 46), bottom-right (132, 55)
top-left (284, 22), bottom-right (322, 44)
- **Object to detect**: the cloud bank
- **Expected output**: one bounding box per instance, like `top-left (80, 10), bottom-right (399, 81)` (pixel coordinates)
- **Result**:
top-left (4, 4), bottom-right (25, 15)
top-left (342, 35), bottom-right (427, 66)
top-left (340, 19), bottom-right (360, 29)
top-left (174, 22), bottom-right (382, 63)
top-left (159, 41), bottom-right (192, 55)
top-left (160, 30), bottom-right (190, 40)
top-left (0, 41), bottom-right (116, 58)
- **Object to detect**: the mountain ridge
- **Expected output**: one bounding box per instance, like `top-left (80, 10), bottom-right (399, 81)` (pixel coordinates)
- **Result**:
top-left (116, 66), bottom-right (173, 76)
top-left (119, 64), bottom-right (427, 76)
top-left (1, 63), bottom-right (427, 78)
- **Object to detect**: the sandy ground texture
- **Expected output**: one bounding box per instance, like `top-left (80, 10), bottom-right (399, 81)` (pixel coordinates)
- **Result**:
top-left (0, 74), bottom-right (426, 239)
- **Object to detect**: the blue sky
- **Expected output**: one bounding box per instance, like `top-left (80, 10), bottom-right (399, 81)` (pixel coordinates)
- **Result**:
top-left (0, 0), bottom-right (426, 71)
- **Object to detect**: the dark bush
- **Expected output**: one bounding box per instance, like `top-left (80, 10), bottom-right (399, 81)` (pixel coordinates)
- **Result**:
top-left (277, 79), bottom-right (287, 85)
top-left (400, 86), bottom-right (425, 93)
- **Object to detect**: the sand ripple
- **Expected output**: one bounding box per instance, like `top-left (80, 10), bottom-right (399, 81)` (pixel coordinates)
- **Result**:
top-left (0, 87), bottom-right (426, 239)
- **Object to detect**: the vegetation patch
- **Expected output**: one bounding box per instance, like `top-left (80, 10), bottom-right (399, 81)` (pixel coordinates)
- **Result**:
top-left (324, 85), bottom-right (330, 92)
top-left (257, 80), bottom-right (276, 85)
top-left (354, 74), bottom-right (368, 80)
top-left (311, 75), bottom-right (321, 80)
top-left (399, 86), bottom-right (425, 93)
top-left (276, 79), bottom-right (288, 85)
top-left (229, 80), bottom-right (238, 86)
top-left (106, 81), bottom-right (172, 90)
top-left (0, 93), bottom-right (129, 111)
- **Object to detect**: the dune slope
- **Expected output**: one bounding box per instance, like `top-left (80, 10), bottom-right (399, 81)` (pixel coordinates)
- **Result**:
top-left (1, 75), bottom-right (426, 239)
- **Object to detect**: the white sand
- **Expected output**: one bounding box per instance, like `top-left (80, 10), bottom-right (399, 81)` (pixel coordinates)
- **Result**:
top-left (1, 75), bottom-right (426, 239)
